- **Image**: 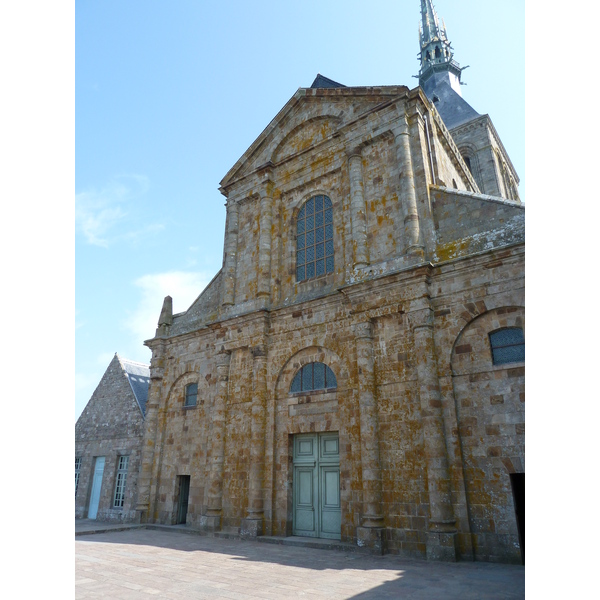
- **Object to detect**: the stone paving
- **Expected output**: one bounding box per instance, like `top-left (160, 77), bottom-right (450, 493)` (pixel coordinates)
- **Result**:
top-left (75, 525), bottom-right (524, 599)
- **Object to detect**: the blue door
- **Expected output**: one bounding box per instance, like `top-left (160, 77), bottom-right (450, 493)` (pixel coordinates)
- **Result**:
top-left (293, 433), bottom-right (340, 539)
top-left (87, 456), bottom-right (105, 519)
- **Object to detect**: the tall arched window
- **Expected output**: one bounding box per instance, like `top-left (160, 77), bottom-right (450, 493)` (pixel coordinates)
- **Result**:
top-left (290, 362), bottom-right (337, 393)
top-left (296, 195), bottom-right (334, 282)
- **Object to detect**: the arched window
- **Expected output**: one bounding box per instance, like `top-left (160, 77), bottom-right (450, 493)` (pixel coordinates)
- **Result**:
top-left (290, 362), bottom-right (337, 393)
top-left (296, 195), bottom-right (334, 282)
top-left (489, 328), bottom-right (525, 365)
top-left (463, 155), bottom-right (473, 174)
top-left (435, 46), bottom-right (441, 58)
top-left (184, 382), bottom-right (198, 406)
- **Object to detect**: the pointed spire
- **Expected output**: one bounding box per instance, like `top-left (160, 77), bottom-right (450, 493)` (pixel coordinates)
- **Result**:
top-left (418, 0), bottom-right (464, 98)
top-left (419, 0), bottom-right (454, 77)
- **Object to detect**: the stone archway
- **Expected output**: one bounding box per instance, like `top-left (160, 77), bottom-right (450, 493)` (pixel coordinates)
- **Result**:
top-left (450, 306), bottom-right (524, 563)
top-left (271, 345), bottom-right (352, 539)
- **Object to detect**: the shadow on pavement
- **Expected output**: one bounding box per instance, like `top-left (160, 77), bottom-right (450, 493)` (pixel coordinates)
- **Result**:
top-left (76, 523), bottom-right (524, 599)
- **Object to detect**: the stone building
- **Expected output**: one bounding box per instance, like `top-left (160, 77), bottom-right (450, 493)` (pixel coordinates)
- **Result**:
top-left (75, 354), bottom-right (150, 522)
top-left (136, 1), bottom-right (524, 563)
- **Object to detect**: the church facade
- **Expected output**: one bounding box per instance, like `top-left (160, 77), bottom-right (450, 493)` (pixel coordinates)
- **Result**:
top-left (135, 1), bottom-right (524, 563)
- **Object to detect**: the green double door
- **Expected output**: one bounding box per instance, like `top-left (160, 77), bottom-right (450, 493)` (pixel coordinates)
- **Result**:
top-left (293, 432), bottom-right (341, 540)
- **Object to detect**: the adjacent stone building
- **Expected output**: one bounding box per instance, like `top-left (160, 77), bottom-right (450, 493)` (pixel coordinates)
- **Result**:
top-left (133, 0), bottom-right (524, 563)
top-left (75, 354), bottom-right (150, 522)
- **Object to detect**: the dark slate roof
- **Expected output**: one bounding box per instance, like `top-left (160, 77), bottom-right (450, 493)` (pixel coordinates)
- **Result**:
top-left (119, 356), bottom-right (151, 417)
top-left (310, 74), bottom-right (346, 89)
top-left (421, 71), bottom-right (480, 129)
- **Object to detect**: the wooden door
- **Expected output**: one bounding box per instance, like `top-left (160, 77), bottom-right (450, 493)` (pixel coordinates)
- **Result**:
top-left (293, 433), bottom-right (340, 539)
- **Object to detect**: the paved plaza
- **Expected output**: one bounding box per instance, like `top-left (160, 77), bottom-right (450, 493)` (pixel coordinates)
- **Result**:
top-left (75, 526), bottom-right (524, 599)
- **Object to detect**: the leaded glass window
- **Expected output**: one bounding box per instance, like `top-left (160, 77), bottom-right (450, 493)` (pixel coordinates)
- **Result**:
top-left (113, 456), bottom-right (129, 508)
top-left (290, 362), bottom-right (337, 393)
top-left (75, 457), bottom-right (81, 498)
top-left (296, 195), bottom-right (334, 282)
top-left (185, 382), bottom-right (198, 407)
top-left (489, 328), bottom-right (525, 365)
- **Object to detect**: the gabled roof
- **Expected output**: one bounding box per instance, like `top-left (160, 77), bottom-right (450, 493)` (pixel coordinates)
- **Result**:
top-left (310, 74), bottom-right (346, 89)
top-left (117, 355), bottom-right (150, 416)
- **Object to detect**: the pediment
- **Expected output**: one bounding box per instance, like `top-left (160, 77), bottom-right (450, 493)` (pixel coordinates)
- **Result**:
top-left (219, 86), bottom-right (410, 192)
top-left (272, 115), bottom-right (342, 163)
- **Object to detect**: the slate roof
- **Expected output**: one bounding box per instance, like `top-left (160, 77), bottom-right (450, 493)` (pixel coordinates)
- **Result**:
top-left (310, 74), bottom-right (346, 89)
top-left (309, 71), bottom-right (476, 131)
top-left (118, 355), bottom-right (151, 417)
top-left (420, 71), bottom-right (480, 130)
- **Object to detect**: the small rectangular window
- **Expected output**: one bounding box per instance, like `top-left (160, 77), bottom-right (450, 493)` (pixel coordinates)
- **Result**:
top-left (113, 456), bottom-right (129, 508)
top-left (185, 383), bottom-right (198, 407)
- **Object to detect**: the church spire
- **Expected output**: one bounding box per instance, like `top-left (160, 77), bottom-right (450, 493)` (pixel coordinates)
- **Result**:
top-left (418, 0), bottom-right (463, 97)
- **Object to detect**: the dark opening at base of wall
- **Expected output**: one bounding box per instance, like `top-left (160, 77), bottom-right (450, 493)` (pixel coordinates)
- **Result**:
top-left (510, 472), bottom-right (525, 565)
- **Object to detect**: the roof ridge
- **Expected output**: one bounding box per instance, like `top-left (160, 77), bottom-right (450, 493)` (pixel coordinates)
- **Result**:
top-left (117, 355), bottom-right (150, 369)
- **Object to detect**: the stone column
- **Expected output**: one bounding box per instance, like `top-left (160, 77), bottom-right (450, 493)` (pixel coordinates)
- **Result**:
top-left (411, 302), bottom-right (458, 561)
top-left (241, 345), bottom-right (268, 538)
top-left (201, 350), bottom-right (231, 531)
top-left (257, 179), bottom-right (274, 301)
top-left (353, 321), bottom-right (386, 553)
top-left (135, 341), bottom-right (165, 523)
top-left (348, 150), bottom-right (369, 268)
top-left (222, 199), bottom-right (239, 307)
top-left (393, 114), bottom-right (425, 258)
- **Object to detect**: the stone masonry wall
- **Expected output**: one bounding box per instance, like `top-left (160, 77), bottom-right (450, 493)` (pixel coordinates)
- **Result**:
top-left (145, 246), bottom-right (524, 561)
top-left (431, 186), bottom-right (525, 263)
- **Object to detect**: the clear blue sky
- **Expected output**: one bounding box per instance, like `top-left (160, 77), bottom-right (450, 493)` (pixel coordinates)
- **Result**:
top-left (75, 0), bottom-right (525, 420)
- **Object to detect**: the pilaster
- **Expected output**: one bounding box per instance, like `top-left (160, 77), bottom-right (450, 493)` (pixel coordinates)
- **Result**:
top-left (353, 320), bottom-right (386, 553)
top-left (393, 113), bottom-right (425, 259)
top-left (136, 341), bottom-right (165, 523)
top-left (200, 350), bottom-right (231, 531)
top-left (411, 295), bottom-right (458, 561)
top-left (257, 167), bottom-right (274, 302)
top-left (222, 199), bottom-right (239, 307)
top-left (348, 150), bottom-right (369, 268)
top-left (241, 343), bottom-right (268, 539)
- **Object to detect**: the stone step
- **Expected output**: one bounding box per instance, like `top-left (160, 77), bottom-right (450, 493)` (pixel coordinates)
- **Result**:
top-left (213, 526), bottom-right (241, 540)
top-left (256, 535), bottom-right (358, 553)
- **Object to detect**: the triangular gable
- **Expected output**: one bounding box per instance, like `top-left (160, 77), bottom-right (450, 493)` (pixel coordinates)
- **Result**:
top-left (219, 85), bottom-right (410, 191)
top-left (76, 354), bottom-right (150, 435)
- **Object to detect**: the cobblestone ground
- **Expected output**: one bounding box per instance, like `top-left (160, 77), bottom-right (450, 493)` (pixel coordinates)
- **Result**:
top-left (75, 529), bottom-right (525, 599)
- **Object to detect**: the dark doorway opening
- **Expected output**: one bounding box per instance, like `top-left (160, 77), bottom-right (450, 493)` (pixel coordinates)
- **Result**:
top-left (176, 475), bottom-right (190, 524)
top-left (510, 473), bottom-right (525, 564)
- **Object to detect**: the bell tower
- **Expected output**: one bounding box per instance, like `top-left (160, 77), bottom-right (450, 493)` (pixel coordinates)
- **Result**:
top-left (417, 0), bottom-right (520, 201)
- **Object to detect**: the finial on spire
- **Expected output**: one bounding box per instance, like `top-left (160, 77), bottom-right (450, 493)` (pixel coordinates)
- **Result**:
top-left (418, 0), bottom-right (463, 97)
